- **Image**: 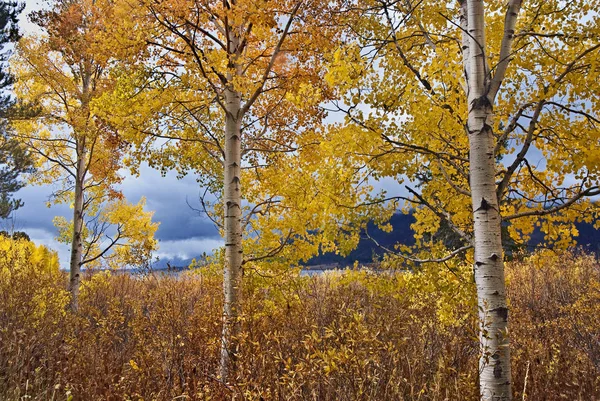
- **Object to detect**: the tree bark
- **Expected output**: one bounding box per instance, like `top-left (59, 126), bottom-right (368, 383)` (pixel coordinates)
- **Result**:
top-left (69, 71), bottom-right (92, 313)
top-left (219, 86), bottom-right (243, 382)
top-left (69, 145), bottom-right (86, 312)
top-left (464, 0), bottom-right (512, 400)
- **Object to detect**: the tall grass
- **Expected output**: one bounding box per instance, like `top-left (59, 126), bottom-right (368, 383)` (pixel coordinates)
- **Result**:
top-left (0, 242), bottom-right (598, 400)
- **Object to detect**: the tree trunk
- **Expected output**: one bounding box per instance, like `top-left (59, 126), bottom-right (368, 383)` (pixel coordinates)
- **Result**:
top-left (219, 87), bottom-right (243, 382)
top-left (69, 148), bottom-right (85, 312)
top-left (464, 1), bottom-right (512, 400)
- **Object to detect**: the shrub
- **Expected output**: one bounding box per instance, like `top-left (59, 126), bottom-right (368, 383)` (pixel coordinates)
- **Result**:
top-left (0, 236), bottom-right (68, 400)
top-left (0, 248), bottom-right (598, 400)
top-left (507, 251), bottom-right (600, 400)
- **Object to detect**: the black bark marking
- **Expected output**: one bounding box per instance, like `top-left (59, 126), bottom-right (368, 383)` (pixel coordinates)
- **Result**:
top-left (475, 261), bottom-right (486, 267)
top-left (475, 197), bottom-right (494, 212)
top-left (471, 95), bottom-right (492, 109)
top-left (493, 361), bottom-right (503, 378)
top-left (491, 306), bottom-right (509, 322)
top-left (490, 253), bottom-right (499, 261)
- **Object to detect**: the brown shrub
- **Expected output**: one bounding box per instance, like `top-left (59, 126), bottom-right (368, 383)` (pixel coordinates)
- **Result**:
top-left (0, 247), bottom-right (598, 400)
top-left (507, 251), bottom-right (600, 401)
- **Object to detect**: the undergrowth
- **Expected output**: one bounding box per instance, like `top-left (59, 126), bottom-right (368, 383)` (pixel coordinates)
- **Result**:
top-left (0, 237), bottom-right (598, 400)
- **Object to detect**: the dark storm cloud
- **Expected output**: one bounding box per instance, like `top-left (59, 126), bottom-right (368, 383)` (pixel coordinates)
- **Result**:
top-left (11, 163), bottom-right (222, 267)
top-left (13, 164), bottom-right (220, 242)
top-left (10, 184), bottom-right (72, 233)
top-left (119, 164), bottom-right (220, 242)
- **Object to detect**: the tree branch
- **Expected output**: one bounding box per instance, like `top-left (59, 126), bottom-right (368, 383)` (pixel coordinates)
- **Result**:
top-left (488, 0), bottom-right (522, 102)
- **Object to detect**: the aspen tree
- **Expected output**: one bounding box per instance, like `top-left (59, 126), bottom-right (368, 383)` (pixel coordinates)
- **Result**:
top-left (11, 0), bottom-right (158, 310)
top-left (339, 0), bottom-right (600, 399)
top-left (103, 0), bottom-right (357, 380)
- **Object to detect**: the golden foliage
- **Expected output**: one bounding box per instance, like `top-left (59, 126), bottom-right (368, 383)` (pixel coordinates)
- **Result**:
top-left (0, 235), bottom-right (60, 274)
top-left (0, 250), bottom-right (598, 400)
top-left (339, 0), bottom-right (600, 250)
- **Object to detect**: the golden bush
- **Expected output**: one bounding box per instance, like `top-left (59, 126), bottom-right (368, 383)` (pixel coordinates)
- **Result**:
top-left (0, 246), bottom-right (598, 400)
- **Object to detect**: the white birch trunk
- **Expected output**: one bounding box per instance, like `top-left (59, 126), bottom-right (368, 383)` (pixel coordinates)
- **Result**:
top-left (219, 86), bottom-right (243, 382)
top-left (215, 2), bottom-right (298, 381)
top-left (69, 146), bottom-right (85, 312)
top-left (464, 0), bottom-right (512, 399)
top-left (69, 74), bottom-right (91, 312)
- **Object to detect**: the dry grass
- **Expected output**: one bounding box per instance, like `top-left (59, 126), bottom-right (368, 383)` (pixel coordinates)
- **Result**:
top-left (0, 243), bottom-right (598, 400)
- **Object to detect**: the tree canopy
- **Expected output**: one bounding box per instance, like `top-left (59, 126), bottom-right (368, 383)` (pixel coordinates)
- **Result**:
top-left (0, 0), bottom-right (33, 219)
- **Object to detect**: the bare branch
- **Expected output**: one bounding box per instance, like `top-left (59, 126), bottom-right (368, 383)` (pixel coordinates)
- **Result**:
top-left (242, 229), bottom-right (294, 265)
top-left (81, 224), bottom-right (124, 266)
top-left (406, 185), bottom-right (472, 243)
top-left (365, 228), bottom-right (472, 264)
top-left (504, 186), bottom-right (600, 221)
top-left (241, 0), bottom-right (302, 115)
top-left (488, 0), bottom-right (522, 102)
top-left (496, 101), bottom-right (544, 201)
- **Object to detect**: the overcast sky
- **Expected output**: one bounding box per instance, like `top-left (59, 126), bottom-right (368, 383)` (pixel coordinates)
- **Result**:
top-left (9, 164), bottom-right (224, 267)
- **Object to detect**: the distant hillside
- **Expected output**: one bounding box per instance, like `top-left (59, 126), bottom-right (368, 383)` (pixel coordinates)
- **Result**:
top-left (575, 222), bottom-right (600, 251)
top-left (528, 220), bottom-right (600, 254)
top-left (152, 213), bottom-right (600, 269)
top-left (305, 213), bottom-right (600, 266)
top-left (305, 213), bottom-right (416, 266)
